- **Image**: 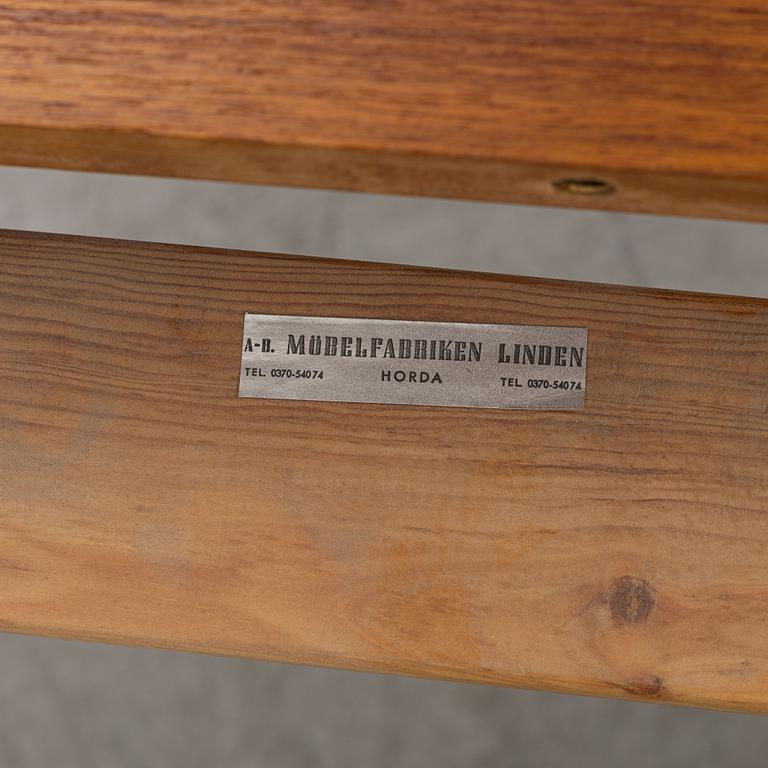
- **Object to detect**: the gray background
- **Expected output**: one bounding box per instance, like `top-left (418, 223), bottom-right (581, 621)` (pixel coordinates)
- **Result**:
top-left (1, 166), bottom-right (767, 767)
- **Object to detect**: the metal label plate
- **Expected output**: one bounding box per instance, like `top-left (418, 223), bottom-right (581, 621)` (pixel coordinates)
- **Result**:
top-left (239, 314), bottom-right (587, 410)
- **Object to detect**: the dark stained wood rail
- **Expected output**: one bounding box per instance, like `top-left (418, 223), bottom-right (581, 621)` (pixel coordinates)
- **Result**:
top-left (0, 2), bottom-right (767, 220)
top-left (1, 229), bottom-right (768, 711)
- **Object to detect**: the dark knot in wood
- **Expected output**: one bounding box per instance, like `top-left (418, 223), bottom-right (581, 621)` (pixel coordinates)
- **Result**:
top-left (609, 575), bottom-right (654, 625)
top-left (620, 673), bottom-right (664, 698)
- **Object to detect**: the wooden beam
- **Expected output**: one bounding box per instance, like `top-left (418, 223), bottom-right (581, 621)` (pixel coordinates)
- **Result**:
top-left (0, 2), bottom-right (767, 220)
top-left (1, 229), bottom-right (768, 711)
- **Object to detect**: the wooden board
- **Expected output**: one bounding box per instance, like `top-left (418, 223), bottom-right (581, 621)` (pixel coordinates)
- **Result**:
top-left (0, 2), bottom-right (767, 220)
top-left (1, 229), bottom-right (768, 711)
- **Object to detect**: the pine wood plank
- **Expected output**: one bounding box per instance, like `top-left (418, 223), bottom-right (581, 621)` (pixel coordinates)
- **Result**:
top-left (0, 2), bottom-right (767, 219)
top-left (1, 230), bottom-right (768, 710)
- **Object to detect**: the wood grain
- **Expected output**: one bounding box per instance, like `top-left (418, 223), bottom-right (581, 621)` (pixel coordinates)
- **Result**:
top-left (1, 230), bottom-right (768, 710)
top-left (0, 2), bottom-right (767, 220)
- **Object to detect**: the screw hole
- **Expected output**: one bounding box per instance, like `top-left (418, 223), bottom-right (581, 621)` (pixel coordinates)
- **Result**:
top-left (553, 177), bottom-right (615, 195)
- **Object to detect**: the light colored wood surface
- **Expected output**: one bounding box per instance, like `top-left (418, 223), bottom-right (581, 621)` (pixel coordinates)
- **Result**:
top-left (0, 2), bottom-right (767, 220)
top-left (1, 229), bottom-right (768, 711)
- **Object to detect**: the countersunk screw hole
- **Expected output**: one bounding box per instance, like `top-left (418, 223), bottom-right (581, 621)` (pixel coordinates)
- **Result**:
top-left (553, 177), bottom-right (615, 195)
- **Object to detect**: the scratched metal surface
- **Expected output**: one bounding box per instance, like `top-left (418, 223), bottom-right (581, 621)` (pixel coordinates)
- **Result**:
top-left (0, 166), bottom-right (767, 767)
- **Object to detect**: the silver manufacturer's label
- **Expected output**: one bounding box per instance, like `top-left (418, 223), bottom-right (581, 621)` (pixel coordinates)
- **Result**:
top-left (239, 314), bottom-right (587, 410)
